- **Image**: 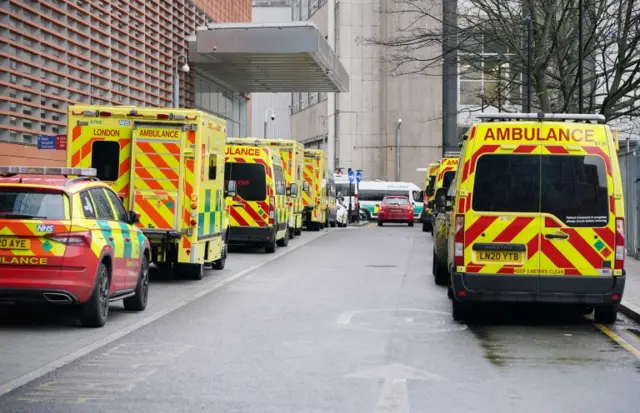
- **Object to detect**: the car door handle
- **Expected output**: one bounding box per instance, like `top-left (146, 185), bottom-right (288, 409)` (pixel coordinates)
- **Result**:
top-left (545, 233), bottom-right (569, 240)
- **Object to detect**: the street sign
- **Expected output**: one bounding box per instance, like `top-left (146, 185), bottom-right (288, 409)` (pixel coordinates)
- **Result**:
top-left (348, 169), bottom-right (355, 183)
top-left (355, 170), bottom-right (362, 183)
top-left (336, 169), bottom-right (343, 176)
top-left (37, 135), bottom-right (67, 150)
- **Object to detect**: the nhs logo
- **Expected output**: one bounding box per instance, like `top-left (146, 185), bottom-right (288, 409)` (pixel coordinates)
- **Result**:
top-left (36, 224), bottom-right (54, 233)
top-left (118, 120), bottom-right (131, 126)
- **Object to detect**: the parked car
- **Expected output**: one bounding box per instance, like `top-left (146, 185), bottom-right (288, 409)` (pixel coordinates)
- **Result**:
top-left (377, 196), bottom-right (414, 227)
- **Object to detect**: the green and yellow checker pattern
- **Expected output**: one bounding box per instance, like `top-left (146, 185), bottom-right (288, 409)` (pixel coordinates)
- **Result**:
top-left (198, 188), bottom-right (223, 240)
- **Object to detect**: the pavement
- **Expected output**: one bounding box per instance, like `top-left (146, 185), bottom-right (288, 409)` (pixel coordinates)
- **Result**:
top-left (621, 256), bottom-right (640, 322)
top-left (0, 224), bottom-right (639, 412)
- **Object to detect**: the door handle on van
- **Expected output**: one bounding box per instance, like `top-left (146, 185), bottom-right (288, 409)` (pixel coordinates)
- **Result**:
top-left (545, 233), bottom-right (569, 240)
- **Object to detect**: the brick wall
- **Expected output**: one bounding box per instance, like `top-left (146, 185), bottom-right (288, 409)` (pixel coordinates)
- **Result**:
top-left (195, 0), bottom-right (252, 22)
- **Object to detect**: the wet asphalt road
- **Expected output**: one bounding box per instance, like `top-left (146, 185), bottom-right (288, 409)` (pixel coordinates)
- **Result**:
top-left (0, 224), bottom-right (639, 412)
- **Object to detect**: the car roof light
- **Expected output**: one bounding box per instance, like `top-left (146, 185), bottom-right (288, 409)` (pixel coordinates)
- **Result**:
top-left (157, 113), bottom-right (170, 120)
top-left (99, 111), bottom-right (112, 117)
top-left (0, 166), bottom-right (97, 177)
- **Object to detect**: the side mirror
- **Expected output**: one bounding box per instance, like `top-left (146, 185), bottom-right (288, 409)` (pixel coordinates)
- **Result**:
top-left (225, 180), bottom-right (237, 197)
top-left (434, 188), bottom-right (447, 213)
top-left (289, 182), bottom-right (299, 198)
top-left (337, 191), bottom-right (343, 198)
top-left (128, 210), bottom-right (140, 225)
top-left (303, 181), bottom-right (310, 191)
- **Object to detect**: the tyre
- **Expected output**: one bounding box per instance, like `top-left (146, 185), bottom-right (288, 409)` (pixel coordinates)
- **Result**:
top-left (431, 250), bottom-right (437, 276)
top-left (422, 219), bottom-right (431, 232)
top-left (447, 285), bottom-right (454, 299)
top-left (124, 256), bottom-right (149, 311)
top-left (212, 243), bottom-right (227, 270)
top-left (289, 227), bottom-right (295, 239)
top-left (408, 221), bottom-right (414, 227)
top-left (594, 305), bottom-right (618, 324)
top-left (276, 227), bottom-right (290, 247)
top-left (265, 233), bottom-right (277, 253)
top-left (330, 220), bottom-right (337, 228)
top-left (452, 298), bottom-right (470, 322)
top-left (79, 263), bottom-right (110, 328)
top-left (377, 221), bottom-right (383, 227)
top-left (294, 228), bottom-right (302, 236)
top-left (181, 263), bottom-right (204, 280)
top-left (434, 251), bottom-right (449, 286)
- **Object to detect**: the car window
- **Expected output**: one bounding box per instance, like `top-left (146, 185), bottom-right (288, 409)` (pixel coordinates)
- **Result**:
top-left (89, 188), bottom-right (115, 220)
top-left (0, 190), bottom-right (66, 220)
top-left (79, 191), bottom-right (96, 219)
top-left (412, 191), bottom-right (422, 202)
top-left (541, 155), bottom-right (609, 227)
top-left (224, 163), bottom-right (267, 201)
top-left (472, 154), bottom-right (539, 213)
top-left (105, 188), bottom-right (129, 222)
top-left (442, 171), bottom-right (455, 190)
top-left (383, 197), bottom-right (409, 205)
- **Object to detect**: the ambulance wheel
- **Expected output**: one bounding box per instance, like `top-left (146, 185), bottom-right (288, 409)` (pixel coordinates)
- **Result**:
top-left (265, 234), bottom-right (277, 253)
top-left (434, 251), bottom-right (448, 286)
top-left (452, 298), bottom-right (471, 322)
top-left (294, 228), bottom-right (302, 236)
top-left (330, 220), bottom-right (337, 228)
top-left (212, 244), bottom-right (226, 270)
top-left (594, 305), bottom-right (618, 324)
top-left (176, 263), bottom-right (204, 280)
top-left (378, 221), bottom-right (383, 227)
top-left (288, 227), bottom-right (295, 239)
top-left (447, 285), bottom-right (454, 299)
top-left (79, 263), bottom-right (110, 328)
top-left (277, 228), bottom-right (289, 247)
top-left (408, 221), bottom-right (414, 227)
top-left (422, 219), bottom-right (432, 232)
top-left (124, 256), bottom-right (149, 312)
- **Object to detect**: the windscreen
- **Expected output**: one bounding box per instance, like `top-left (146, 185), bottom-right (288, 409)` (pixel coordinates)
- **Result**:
top-left (442, 171), bottom-right (455, 189)
top-left (0, 190), bottom-right (66, 220)
top-left (224, 163), bottom-right (267, 201)
top-left (383, 197), bottom-right (409, 205)
top-left (472, 154), bottom-right (609, 226)
top-left (426, 176), bottom-right (436, 195)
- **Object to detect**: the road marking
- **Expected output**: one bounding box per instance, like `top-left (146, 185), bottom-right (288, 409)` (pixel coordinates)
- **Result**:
top-left (586, 315), bottom-right (640, 360)
top-left (346, 363), bottom-right (443, 413)
top-left (1, 230), bottom-right (331, 396)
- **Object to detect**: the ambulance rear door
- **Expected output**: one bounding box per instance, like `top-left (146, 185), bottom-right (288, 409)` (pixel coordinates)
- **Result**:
top-left (538, 122), bottom-right (616, 289)
top-left (130, 124), bottom-right (184, 233)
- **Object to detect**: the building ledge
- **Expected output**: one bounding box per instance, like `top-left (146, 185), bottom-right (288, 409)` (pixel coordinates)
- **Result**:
top-left (188, 22), bottom-right (349, 93)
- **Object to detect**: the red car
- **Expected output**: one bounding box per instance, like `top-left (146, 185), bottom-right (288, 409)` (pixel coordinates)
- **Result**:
top-left (377, 196), bottom-right (414, 227)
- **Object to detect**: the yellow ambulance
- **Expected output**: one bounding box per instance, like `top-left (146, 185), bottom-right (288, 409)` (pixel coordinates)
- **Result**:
top-left (428, 155), bottom-right (459, 233)
top-left (228, 138), bottom-right (304, 238)
top-left (419, 162), bottom-right (440, 232)
top-left (224, 141), bottom-right (293, 253)
top-left (303, 149), bottom-right (328, 230)
top-left (67, 105), bottom-right (233, 280)
top-left (441, 113), bottom-right (625, 324)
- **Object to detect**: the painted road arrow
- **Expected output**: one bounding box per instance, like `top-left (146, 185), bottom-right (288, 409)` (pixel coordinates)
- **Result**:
top-left (346, 363), bottom-right (443, 413)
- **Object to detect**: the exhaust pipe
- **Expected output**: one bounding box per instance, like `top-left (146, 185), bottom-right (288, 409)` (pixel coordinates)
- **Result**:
top-left (43, 292), bottom-right (73, 304)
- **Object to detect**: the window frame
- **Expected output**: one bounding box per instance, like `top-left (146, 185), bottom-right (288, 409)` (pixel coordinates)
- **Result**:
top-left (88, 187), bottom-right (116, 221)
top-left (104, 187), bottom-right (129, 222)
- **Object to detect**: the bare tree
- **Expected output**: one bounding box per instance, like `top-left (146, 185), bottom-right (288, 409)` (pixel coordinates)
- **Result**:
top-left (362, 0), bottom-right (640, 122)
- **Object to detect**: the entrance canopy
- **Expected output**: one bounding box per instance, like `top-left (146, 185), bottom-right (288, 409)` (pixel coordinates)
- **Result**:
top-left (187, 22), bottom-right (349, 93)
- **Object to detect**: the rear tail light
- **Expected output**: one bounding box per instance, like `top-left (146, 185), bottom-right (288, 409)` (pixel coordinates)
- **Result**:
top-left (615, 218), bottom-right (625, 269)
top-left (48, 231), bottom-right (91, 247)
top-left (454, 214), bottom-right (465, 266)
top-left (269, 196), bottom-right (276, 225)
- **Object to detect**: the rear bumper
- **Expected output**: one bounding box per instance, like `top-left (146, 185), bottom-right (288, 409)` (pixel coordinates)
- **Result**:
top-left (228, 226), bottom-right (274, 245)
top-left (0, 267), bottom-right (94, 304)
top-left (378, 213), bottom-right (413, 222)
top-left (452, 272), bottom-right (626, 305)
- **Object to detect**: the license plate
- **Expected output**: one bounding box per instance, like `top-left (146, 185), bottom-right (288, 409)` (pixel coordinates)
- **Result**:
top-left (0, 238), bottom-right (31, 250)
top-left (391, 209), bottom-right (403, 213)
top-left (477, 251), bottom-right (521, 262)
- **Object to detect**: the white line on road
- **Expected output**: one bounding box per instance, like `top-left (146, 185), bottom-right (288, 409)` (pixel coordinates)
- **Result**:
top-left (1, 230), bottom-right (332, 396)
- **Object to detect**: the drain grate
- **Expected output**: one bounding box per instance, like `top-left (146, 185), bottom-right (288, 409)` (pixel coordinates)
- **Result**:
top-left (366, 265), bottom-right (397, 268)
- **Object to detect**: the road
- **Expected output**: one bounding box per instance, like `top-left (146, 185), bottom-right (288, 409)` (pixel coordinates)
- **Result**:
top-left (1, 223), bottom-right (639, 413)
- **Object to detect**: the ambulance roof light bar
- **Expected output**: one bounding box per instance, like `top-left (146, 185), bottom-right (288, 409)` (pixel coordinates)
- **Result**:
top-left (443, 151), bottom-right (461, 158)
top-left (0, 166), bottom-right (97, 177)
top-left (476, 112), bottom-right (606, 123)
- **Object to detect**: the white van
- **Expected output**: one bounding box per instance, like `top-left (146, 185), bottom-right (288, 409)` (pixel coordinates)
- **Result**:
top-left (358, 181), bottom-right (423, 220)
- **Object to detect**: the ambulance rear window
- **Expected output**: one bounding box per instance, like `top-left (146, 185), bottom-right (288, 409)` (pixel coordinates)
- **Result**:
top-left (224, 163), bottom-right (266, 201)
top-left (0, 190), bottom-right (66, 220)
top-left (442, 171), bottom-right (455, 189)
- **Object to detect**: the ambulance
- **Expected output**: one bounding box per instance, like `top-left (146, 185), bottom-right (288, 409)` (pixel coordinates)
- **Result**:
top-left (67, 105), bottom-right (233, 281)
top-left (303, 149), bottom-right (329, 230)
top-left (224, 141), bottom-right (293, 253)
top-left (429, 155), bottom-right (459, 232)
top-left (417, 162), bottom-right (440, 232)
top-left (441, 113), bottom-right (626, 324)
top-left (228, 138), bottom-right (304, 238)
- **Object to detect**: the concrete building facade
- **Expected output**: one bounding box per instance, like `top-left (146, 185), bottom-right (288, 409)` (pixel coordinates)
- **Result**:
top-left (0, 0), bottom-right (251, 166)
top-left (250, 1), bottom-right (293, 139)
top-left (290, 0), bottom-right (443, 184)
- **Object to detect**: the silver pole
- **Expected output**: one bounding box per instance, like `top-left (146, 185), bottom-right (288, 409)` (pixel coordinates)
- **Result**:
top-left (264, 120), bottom-right (267, 138)
top-left (395, 123), bottom-right (401, 181)
top-left (172, 68), bottom-right (180, 108)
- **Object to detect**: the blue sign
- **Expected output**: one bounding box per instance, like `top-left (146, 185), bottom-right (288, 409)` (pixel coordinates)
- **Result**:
top-left (355, 170), bottom-right (362, 183)
top-left (348, 169), bottom-right (355, 183)
top-left (37, 135), bottom-right (57, 150)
